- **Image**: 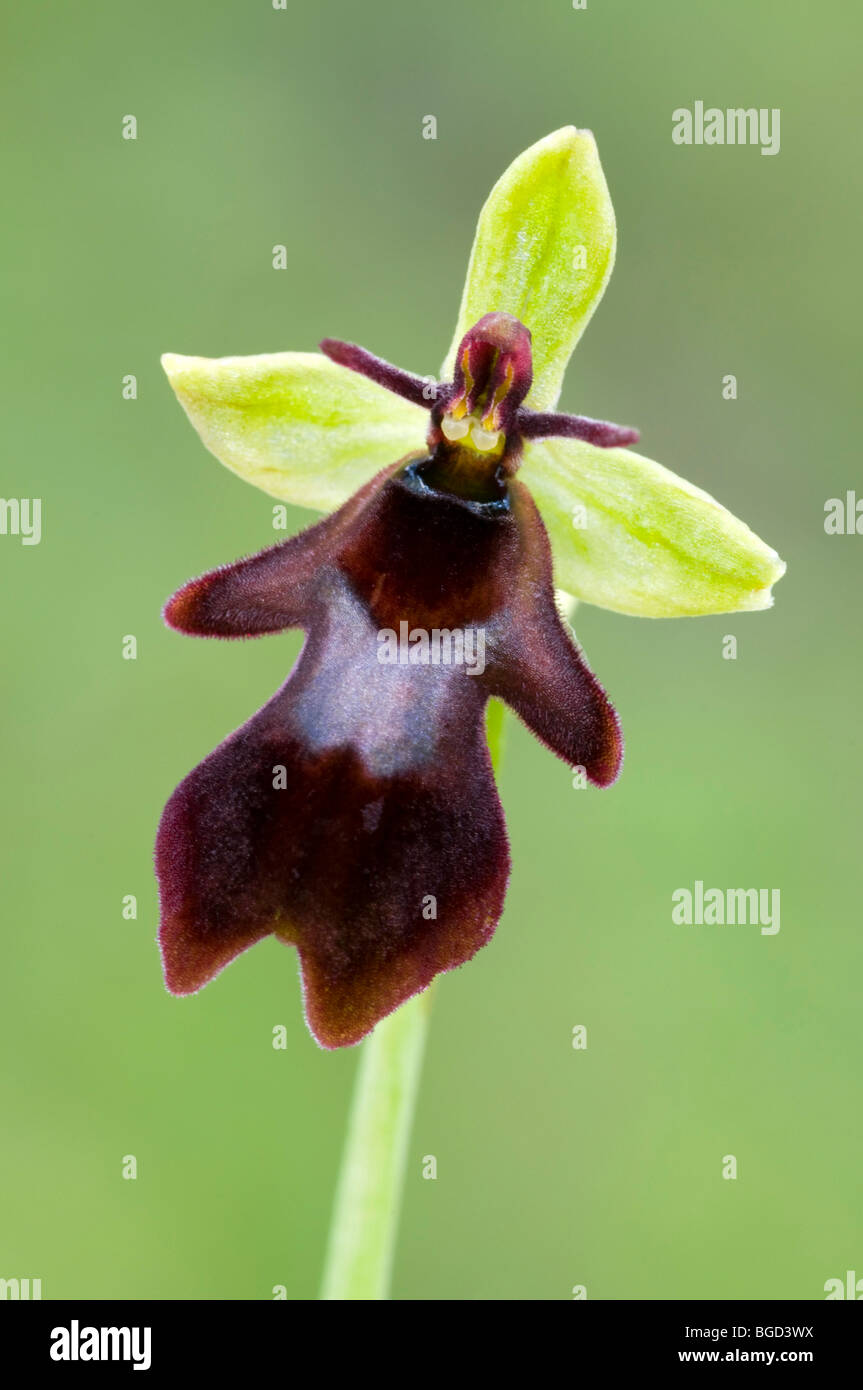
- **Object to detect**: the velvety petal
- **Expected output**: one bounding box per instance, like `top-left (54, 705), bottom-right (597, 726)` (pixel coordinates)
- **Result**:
top-left (157, 460), bottom-right (621, 1046)
top-left (319, 338), bottom-right (434, 410)
top-left (519, 406), bottom-right (639, 449)
top-left (165, 524), bottom-right (330, 638)
top-left (158, 467), bottom-right (519, 1046)
top-left (441, 127), bottom-right (617, 412)
top-left (484, 480), bottom-right (622, 786)
top-left (164, 468), bottom-right (393, 638)
top-left (522, 437), bottom-right (786, 617)
top-left (157, 669), bottom-right (508, 1049)
top-left (161, 350), bottom-right (427, 512)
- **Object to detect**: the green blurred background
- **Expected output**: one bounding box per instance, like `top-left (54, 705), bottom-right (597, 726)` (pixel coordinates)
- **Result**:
top-left (1, 0), bottom-right (860, 1300)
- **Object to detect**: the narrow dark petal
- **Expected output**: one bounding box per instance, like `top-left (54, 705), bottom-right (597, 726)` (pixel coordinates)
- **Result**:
top-left (319, 338), bottom-right (436, 411)
top-left (484, 480), bottom-right (623, 786)
top-left (164, 467), bottom-right (391, 638)
top-left (519, 408), bottom-right (640, 448)
top-left (487, 628), bottom-right (623, 786)
top-left (164, 537), bottom-right (319, 638)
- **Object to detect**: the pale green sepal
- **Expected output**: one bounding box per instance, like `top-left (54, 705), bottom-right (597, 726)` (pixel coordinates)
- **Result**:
top-left (161, 351), bottom-right (427, 513)
top-left (441, 127), bottom-right (616, 412)
top-left (523, 438), bottom-right (786, 617)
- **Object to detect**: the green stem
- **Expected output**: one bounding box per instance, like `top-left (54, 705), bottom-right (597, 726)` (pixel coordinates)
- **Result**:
top-left (320, 987), bottom-right (433, 1300)
top-left (319, 699), bottom-right (507, 1300)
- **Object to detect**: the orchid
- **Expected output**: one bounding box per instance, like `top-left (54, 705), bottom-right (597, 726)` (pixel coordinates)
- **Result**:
top-left (156, 127), bottom-right (784, 1053)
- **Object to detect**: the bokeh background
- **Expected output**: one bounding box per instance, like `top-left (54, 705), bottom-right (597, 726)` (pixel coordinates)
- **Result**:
top-left (1, 0), bottom-right (860, 1300)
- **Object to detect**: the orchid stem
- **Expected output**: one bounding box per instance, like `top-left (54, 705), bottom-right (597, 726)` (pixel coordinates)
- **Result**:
top-left (319, 699), bottom-right (507, 1300)
top-left (319, 985), bottom-right (433, 1300)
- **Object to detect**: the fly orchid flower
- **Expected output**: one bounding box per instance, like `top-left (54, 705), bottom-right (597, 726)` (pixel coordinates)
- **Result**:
top-left (156, 128), bottom-right (784, 1048)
